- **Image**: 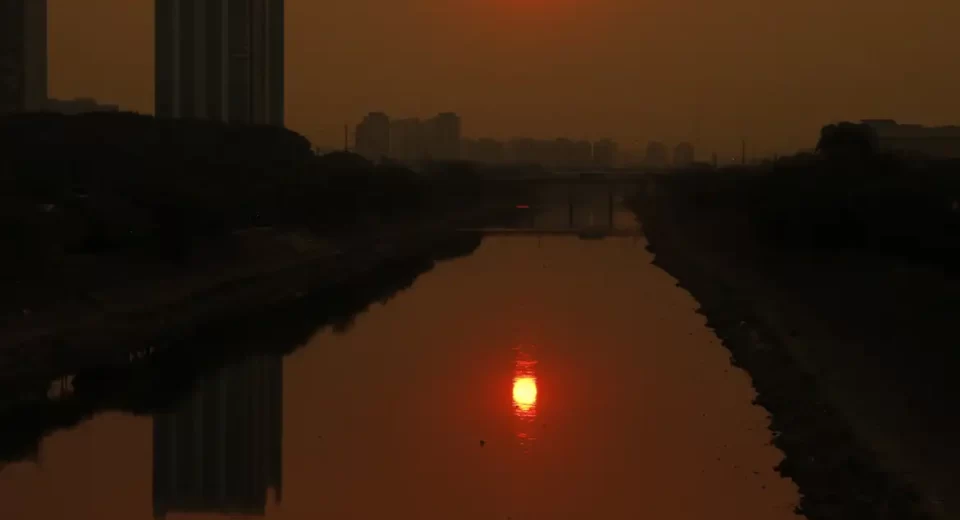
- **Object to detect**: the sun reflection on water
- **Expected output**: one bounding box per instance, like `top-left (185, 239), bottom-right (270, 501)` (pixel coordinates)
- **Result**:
top-left (513, 376), bottom-right (538, 412)
top-left (512, 347), bottom-right (539, 447)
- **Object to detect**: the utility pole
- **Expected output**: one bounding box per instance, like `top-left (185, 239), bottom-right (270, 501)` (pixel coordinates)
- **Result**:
top-left (741, 138), bottom-right (747, 165)
top-left (693, 104), bottom-right (702, 162)
top-left (344, 124), bottom-right (349, 152)
top-left (248, 0), bottom-right (255, 124)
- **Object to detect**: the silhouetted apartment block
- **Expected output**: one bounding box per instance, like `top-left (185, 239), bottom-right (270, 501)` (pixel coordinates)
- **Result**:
top-left (673, 142), bottom-right (695, 167)
top-left (462, 138), bottom-right (506, 164)
top-left (155, 0), bottom-right (284, 125)
top-left (645, 141), bottom-right (668, 167)
top-left (0, 0), bottom-right (47, 114)
top-left (572, 140), bottom-right (593, 169)
top-left (592, 139), bottom-right (618, 169)
top-left (390, 117), bottom-right (427, 164)
top-left (505, 138), bottom-right (555, 166)
top-left (425, 112), bottom-right (462, 161)
top-left (861, 119), bottom-right (960, 159)
top-left (355, 112), bottom-right (391, 161)
top-left (153, 355), bottom-right (283, 519)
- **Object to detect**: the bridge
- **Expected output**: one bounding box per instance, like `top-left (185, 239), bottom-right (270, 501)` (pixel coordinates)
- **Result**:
top-left (482, 171), bottom-right (649, 185)
top-left (460, 227), bottom-right (643, 240)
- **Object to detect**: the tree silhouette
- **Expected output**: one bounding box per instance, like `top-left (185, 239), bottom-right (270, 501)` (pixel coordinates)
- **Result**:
top-left (816, 122), bottom-right (879, 162)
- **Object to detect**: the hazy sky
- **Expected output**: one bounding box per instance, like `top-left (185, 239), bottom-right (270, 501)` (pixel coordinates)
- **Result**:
top-left (49, 0), bottom-right (960, 157)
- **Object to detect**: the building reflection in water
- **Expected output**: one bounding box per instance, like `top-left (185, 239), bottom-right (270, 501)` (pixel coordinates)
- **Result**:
top-left (512, 346), bottom-right (539, 448)
top-left (152, 355), bottom-right (283, 519)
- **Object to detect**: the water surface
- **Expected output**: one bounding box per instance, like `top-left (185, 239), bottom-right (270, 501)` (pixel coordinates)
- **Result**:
top-left (0, 196), bottom-right (801, 519)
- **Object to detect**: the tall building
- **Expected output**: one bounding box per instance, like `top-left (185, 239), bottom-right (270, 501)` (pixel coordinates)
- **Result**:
top-left (571, 140), bottom-right (593, 169)
top-left (155, 0), bottom-right (284, 125)
top-left (425, 112), bottom-right (461, 161)
top-left (355, 112), bottom-right (390, 161)
top-left (592, 139), bottom-right (618, 169)
top-left (645, 141), bottom-right (669, 167)
top-left (506, 138), bottom-right (555, 166)
top-left (390, 117), bottom-right (426, 164)
top-left (0, 0), bottom-right (47, 114)
top-left (673, 142), bottom-right (695, 167)
top-left (462, 138), bottom-right (505, 164)
top-left (153, 355), bottom-right (283, 519)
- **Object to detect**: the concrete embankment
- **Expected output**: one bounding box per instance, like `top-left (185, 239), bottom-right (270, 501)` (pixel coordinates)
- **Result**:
top-left (0, 209), bottom-right (497, 394)
top-left (631, 179), bottom-right (951, 520)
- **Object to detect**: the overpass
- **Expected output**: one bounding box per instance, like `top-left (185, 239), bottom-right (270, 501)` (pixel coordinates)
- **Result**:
top-left (481, 171), bottom-right (649, 185)
top-left (460, 227), bottom-right (643, 240)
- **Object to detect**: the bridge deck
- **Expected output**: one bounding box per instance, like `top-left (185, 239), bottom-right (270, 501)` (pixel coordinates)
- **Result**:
top-left (482, 175), bottom-right (647, 184)
top-left (460, 228), bottom-right (643, 237)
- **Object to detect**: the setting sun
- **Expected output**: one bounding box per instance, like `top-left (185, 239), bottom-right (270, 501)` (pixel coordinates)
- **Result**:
top-left (512, 376), bottom-right (538, 410)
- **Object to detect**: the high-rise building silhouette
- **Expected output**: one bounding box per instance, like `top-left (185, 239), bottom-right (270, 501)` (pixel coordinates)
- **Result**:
top-left (645, 141), bottom-right (669, 167)
top-left (355, 112), bottom-right (391, 161)
top-left (592, 139), bottom-right (618, 169)
top-left (425, 112), bottom-right (462, 161)
top-left (0, 0), bottom-right (47, 114)
top-left (673, 142), bottom-right (695, 167)
top-left (390, 117), bottom-right (426, 164)
top-left (155, 0), bottom-right (284, 125)
top-left (462, 138), bottom-right (505, 164)
top-left (153, 355), bottom-right (283, 519)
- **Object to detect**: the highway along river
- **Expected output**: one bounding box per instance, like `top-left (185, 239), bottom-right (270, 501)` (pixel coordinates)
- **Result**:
top-left (0, 188), bottom-right (802, 519)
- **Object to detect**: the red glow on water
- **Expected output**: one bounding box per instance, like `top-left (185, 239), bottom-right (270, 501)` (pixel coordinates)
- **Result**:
top-left (516, 204), bottom-right (530, 209)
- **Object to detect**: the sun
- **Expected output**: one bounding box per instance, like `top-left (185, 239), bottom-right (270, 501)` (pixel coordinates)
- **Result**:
top-left (512, 376), bottom-right (538, 409)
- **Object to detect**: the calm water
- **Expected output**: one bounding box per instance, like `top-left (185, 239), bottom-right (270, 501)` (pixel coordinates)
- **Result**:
top-left (0, 192), bottom-right (801, 519)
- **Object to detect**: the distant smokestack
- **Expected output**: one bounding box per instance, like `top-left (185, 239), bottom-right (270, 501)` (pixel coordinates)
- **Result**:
top-left (741, 139), bottom-right (746, 165)
top-left (344, 124), bottom-right (348, 152)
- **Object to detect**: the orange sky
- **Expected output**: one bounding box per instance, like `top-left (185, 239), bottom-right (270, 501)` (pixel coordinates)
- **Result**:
top-left (49, 0), bottom-right (960, 157)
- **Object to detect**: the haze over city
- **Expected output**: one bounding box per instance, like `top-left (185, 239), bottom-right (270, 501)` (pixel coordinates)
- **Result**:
top-left (4, 1), bottom-right (960, 519)
top-left (48, 0), bottom-right (960, 157)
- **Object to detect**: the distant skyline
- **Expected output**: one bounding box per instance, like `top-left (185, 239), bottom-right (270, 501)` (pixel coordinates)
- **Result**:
top-left (47, 0), bottom-right (960, 157)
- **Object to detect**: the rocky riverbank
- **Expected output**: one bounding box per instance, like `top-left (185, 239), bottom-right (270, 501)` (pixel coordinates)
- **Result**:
top-left (631, 179), bottom-right (956, 519)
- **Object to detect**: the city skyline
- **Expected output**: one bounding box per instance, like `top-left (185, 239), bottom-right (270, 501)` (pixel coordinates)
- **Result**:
top-left (43, 0), bottom-right (960, 158)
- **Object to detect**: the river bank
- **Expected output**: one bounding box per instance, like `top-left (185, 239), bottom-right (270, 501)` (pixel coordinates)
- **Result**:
top-left (631, 177), bottom-right (956, 519)
top-left (0, 207), bottom-right (501, 395)
top-left (0, 224), bottom-right (486, 466)
top-left (1, 112), bottom-right (540, 395)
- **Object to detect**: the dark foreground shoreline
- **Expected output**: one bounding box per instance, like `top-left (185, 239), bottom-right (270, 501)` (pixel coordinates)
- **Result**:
top-left (631, 194), bottom-right (941, 520)
top-left (0, 225), bottom-right (485, 466)
top-left (0, 210), bottom-right (496, 395)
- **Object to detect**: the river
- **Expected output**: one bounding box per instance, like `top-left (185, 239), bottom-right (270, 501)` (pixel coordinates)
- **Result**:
top-left (0, 186), bottom-right (801, 519)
